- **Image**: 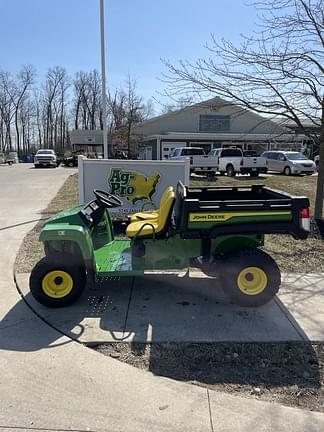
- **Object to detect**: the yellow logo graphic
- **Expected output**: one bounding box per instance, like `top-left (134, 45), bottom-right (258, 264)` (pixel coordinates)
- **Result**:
top-left (189, 211), bottom-right (291, 223)
top-left (108, 168), bottom-right (160, 204)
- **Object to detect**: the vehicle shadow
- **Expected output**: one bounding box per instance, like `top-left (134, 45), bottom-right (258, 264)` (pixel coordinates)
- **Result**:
top-left (232, 175), bottom-right (267, 181)
top-left (1, 273), bottom-right (321, 391)
top-left (120, 273), bottom-right (321, 391)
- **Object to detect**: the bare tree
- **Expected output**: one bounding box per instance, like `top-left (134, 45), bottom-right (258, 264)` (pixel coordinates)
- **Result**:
top-left (72, 70), bottom-right (101, 131)
top-left (125, 76), bottom-right (144, 156)
top-left (0, 71), bottom-right (15, 151)
top-left (43, 66), bottom-right (70, 150)
top-left (13, 65), bottom-right (35, 157)
top-left (163, 0), bottom-right (324, 218)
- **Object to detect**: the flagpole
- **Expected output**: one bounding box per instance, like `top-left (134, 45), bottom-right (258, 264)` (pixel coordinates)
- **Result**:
top-left (100, 0), bottom-right (108, 158)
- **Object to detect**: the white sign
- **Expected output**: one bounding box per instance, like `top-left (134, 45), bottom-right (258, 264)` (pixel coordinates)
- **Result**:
top-left (78, 157), bottom-right (190, 220)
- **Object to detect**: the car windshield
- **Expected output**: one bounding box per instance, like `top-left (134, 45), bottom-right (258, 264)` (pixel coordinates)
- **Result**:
top-left (37, 150), bottom-right (53, 154)
top-left (182, 148), bottom-right (205, 156)
top-left (286, 152), bottom-right (308, 161)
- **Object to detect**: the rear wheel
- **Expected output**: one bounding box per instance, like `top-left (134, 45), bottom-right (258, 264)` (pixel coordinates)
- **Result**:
top-left (226, 164), bottom-right (236, 177)
top-left (29, 256), bottom-right (86, 308)
top-left (284, 166), bottom-right (291, 176)
top-left (206, 172), bottom-right (216, 180)
top-left (220, 248), bottom-right (281, 307)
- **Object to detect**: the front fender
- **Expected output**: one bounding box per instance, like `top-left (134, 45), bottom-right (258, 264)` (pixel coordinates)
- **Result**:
top-left (39, 223), bottom-right (95, 268)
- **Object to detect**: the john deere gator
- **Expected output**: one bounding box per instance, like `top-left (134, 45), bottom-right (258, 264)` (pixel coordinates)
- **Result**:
top-left (29, 182), bottom-right (310, 308)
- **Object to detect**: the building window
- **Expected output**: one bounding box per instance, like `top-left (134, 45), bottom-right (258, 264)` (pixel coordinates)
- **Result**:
top-left (199, 115), bottom-right (230, 132)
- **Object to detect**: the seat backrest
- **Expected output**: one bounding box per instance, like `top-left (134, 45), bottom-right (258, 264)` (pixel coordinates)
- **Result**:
top-left (156, 189), bottom-right (175, 234)
top-left (159, 186), bottom-right (173, 209)
top-left (173, 181), bottom-right (186, 228)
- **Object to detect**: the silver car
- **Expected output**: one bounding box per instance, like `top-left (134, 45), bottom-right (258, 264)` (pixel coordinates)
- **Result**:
top-left (261, 151), bottom-right (316, 176)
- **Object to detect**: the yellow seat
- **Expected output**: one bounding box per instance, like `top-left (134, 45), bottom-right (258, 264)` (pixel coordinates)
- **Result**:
top-left (126, 188), bottom-right (175, 238)
top-left (130, 186), bottom-right (173, 222)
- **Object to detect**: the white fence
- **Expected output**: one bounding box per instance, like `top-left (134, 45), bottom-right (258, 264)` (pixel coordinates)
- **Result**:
top-left (78, 157), bottom-right (190, 220)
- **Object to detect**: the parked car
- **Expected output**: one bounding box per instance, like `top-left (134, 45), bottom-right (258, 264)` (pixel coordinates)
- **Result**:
top-left (169, 147), bottom-right (218, 177)
top-left (34, 149), bottom-right (58, 168)
top-left (208, 147), bottom-right (268, 176)
top-left (0, 151), bottom-right (18, 165)
top-left (261, 151), bottom-right (316, 176)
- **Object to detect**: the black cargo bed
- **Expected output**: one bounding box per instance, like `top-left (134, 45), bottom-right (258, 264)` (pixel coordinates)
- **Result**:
top-left (176, 184), bottom-right (310, 239)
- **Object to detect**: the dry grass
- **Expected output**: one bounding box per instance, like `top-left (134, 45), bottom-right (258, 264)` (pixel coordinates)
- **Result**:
top-left (15, 174), bottom-right (78, 273)
top-left (94, 342), bottom-right (324, 412)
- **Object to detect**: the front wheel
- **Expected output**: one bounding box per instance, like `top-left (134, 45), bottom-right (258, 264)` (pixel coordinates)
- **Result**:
top-left (283, 166), bottom-right (291, 176)
top-left (220, 248), bottom-right (281, 307)
top-left (29, 256), bottom-right (86, 307)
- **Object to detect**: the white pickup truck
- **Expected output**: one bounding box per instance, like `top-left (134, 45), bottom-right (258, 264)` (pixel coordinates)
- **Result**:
top-left (208, 148), bottom-right (268, 177)
top-left (169, 147), bottom-right (218, 177)
top-left (34, 149), bottom-right (58, 168)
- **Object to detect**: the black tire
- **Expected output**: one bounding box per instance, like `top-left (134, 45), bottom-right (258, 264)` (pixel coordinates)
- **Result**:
top-left (29, 256), bottom-right (86, 308)
top-left (226, 164), bottom-right (236, 177)
top-left (250, 172), bottom-right (259, 177)
top-left (206, 172), bottom-right (216, 180)
top-left (219, 171), bottom-right (225, 176)
top-left (220, 248), bottom-right (281, 307)
top-left (68, 161), bottom-right (74, 167)
top-left (283, 166), bottom-right (291, 176)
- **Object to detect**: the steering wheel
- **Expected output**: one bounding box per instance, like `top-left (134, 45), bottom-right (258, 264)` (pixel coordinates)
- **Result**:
top-left (93, 189), bottom-right (123, 208)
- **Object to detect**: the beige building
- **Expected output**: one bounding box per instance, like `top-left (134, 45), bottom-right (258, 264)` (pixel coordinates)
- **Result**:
top-left (134, 98), bottom-right (308, 159)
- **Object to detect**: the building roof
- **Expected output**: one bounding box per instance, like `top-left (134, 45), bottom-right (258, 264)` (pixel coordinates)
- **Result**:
top-left (143, 132), bottom-right (307, 142)
top-left (70, 129), bottom-right (104, 146)
top-left (134, 97), bottom-right (287, 132)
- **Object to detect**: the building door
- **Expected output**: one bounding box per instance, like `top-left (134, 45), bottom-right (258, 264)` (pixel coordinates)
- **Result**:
top-left (145, 146), bottom-right (153, 160)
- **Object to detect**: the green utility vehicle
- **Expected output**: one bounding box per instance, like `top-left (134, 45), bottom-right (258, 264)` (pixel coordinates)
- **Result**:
top-left (29, 182), bottom-right (310, 308)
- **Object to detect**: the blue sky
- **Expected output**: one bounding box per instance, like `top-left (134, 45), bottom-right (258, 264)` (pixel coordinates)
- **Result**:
top-left (0, 0), bottom-right (258, 109)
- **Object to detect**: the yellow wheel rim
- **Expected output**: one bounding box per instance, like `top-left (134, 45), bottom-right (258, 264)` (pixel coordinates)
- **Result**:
top-left (237, 267), bottom-right (268, 296)
top-left (42, 270), bottom-right (73, 299)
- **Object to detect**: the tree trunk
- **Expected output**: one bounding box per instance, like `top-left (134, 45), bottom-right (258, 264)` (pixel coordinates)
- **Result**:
top-left (14, 110), bottom-right (20, 158)
top-left (127, 123), bottom-right (131, 156)
top-left (314, 138), bottom-right (324, 219)
top-left (314, 102), bottom-right (324, 219)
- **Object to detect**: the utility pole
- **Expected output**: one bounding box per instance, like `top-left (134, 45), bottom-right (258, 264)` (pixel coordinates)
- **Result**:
top-left (100, 0), bottom-right (108, 158)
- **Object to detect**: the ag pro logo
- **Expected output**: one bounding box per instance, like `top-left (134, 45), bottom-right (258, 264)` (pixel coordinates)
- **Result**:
top-left (108, 168), bottom-right (160, 204)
